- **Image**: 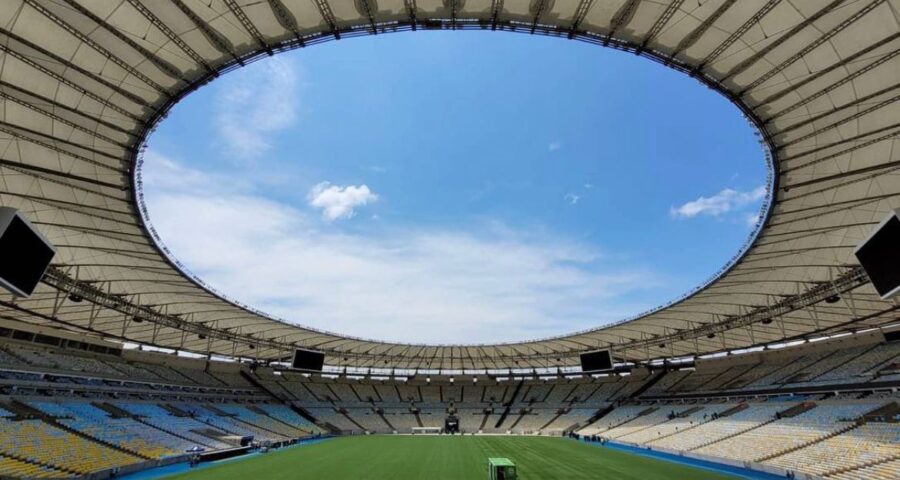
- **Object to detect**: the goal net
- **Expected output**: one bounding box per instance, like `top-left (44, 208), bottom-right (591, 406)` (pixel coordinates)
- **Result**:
top-left (411, 427), bottom-right (442, 434)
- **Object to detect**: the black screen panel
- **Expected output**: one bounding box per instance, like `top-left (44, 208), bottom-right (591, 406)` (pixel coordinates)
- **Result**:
top-left (885, 330), bottom-right (900, 343)
top-left (0, 216), bottom-right (55, 296)
top-left (855, 215), bottom-right (900, 298)
top-left (292, 349), bottom-right (325, 371)
top-left (580, 350), bottom-right (613, 372)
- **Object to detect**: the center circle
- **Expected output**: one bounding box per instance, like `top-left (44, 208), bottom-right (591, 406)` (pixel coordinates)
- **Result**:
top-left (139, 31), bottom-right (768, 345)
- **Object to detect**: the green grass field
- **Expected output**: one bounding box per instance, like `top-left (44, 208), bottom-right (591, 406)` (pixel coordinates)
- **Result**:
top-left (165, 436), bottom-right (737, 480)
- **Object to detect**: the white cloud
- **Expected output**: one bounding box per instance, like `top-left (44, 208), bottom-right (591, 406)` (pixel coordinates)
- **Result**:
top-left (564, 193), bottom-right (580, 205)
top-left (307, 182), bottom-right (378, 221)
top-left (670, 186), bottom-right (766, 219)
top-left (548, 141), bottom-right (562, 152)
top-left (141, 153), bottom-right (661, 344)
top-left (215, 57), bottom-right (300, 159)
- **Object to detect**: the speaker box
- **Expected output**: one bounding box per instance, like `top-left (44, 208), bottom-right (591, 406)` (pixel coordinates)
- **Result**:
top-left (854, 210), bottom-right (900, 300)
top-left (0, 208), bottom-right (55, 297)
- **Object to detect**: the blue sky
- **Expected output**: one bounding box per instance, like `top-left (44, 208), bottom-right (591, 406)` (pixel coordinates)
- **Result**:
top-left (141, 31), bottom-right (768, 344)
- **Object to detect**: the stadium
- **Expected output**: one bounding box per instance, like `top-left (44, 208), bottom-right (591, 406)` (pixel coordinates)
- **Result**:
top-left (0, 0), bottom-right (898, 479)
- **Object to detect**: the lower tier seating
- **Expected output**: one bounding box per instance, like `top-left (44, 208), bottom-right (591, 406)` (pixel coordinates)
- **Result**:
top-left (766, 422), bottom-right (900, 475)
top-left (0, 454), bottom-right (71, 479)
top-left (0, 418), bottom-right (141, 475)
top-left (829, 458), bottom-right (900, 480)
top-left (693, 403), bottom-right (880, 462)
top-left (112, 403), bottom-right (234, 450)
top-left (648, 402), bottom-right (787, 451)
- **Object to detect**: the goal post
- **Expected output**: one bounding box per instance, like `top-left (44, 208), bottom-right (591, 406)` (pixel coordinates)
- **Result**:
top-left (411, 427), bottom-right (442, 434)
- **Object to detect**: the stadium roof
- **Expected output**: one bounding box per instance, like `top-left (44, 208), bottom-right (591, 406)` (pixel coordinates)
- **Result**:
top-left (0, 0), bottom-right (898, 370)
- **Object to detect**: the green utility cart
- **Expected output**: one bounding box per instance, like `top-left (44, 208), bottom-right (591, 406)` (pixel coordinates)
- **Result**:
top-left (488, 458), bottom-right (517, 480)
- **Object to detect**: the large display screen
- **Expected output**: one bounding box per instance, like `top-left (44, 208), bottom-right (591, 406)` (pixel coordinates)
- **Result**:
top-left (855, 213), bottom-right (900, 299)
top-left (580, 349), bottom-right (613, 372)
top-left (0, 215), bottom-right (55, 297)
top-left (291, 349), bottom-right (325, 371)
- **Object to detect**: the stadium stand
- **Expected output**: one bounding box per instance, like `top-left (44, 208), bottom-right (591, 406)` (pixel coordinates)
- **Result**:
top-left (3, 329), bottom-right (896, 479)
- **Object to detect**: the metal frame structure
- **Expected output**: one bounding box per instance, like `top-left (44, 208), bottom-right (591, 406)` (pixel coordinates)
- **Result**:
top-left (0, 0), bottom-right (897, 370)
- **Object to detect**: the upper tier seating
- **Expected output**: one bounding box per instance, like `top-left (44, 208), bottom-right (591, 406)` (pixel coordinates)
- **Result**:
top-left (396, 385), bottom-right (420, 402)
top-left (4, 346), bottom-right (126, 378)
top-left (210, 372), bottom-right (255, 389)
top-left (0, 347), bottom-right (27, 368)
top-left (462, 385), bottom-right (484, 403)
top-left (644, 370), bottom-right (692, 395)
top-left (667, 367), bottom-right (733, 393)
top-left (374, 384), bottom-right (401, 403)
top-left (137, 364), bottom-right (193, 384)
top-left (382, 407), bottom-right (418, 432)
top-left (483, 385), bottom-right (509, 404)
top-left (175, 369), bottom-right (226, 388)
top-left (781, 345), bottom-right (882, 387)
top-left (419, 386), bottom-right (442, 404)
top-left (305, 383), bottom-right (338, 403)
top-left (743, 352), bottom-right (831, 389)
top-left (443, 385), bottom-right (462, 402)
top-left (105, 362), bottom-right (167, 382)
top-left (807, 343), bottom-right (900, 385)
top-left (273, 379), bottom-right (324, 404)
top-left (305, 407), bottom-right (360, 431)
top-left (542, 384), bottom-right (577, 404)
top-left (328, 383), bottom-right (363, 404)
top-left (352, 383), bottom-right (379, 403)
top-left (344, 407), bottom-right (390, 432)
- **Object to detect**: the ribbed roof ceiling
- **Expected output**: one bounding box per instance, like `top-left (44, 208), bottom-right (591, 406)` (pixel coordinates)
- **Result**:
top-left (0, 0), bottom-right (898, 369)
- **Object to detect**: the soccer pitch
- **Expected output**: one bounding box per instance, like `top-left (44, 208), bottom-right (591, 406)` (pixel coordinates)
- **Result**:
top-left (164, 436), bottom-right (737, 480)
